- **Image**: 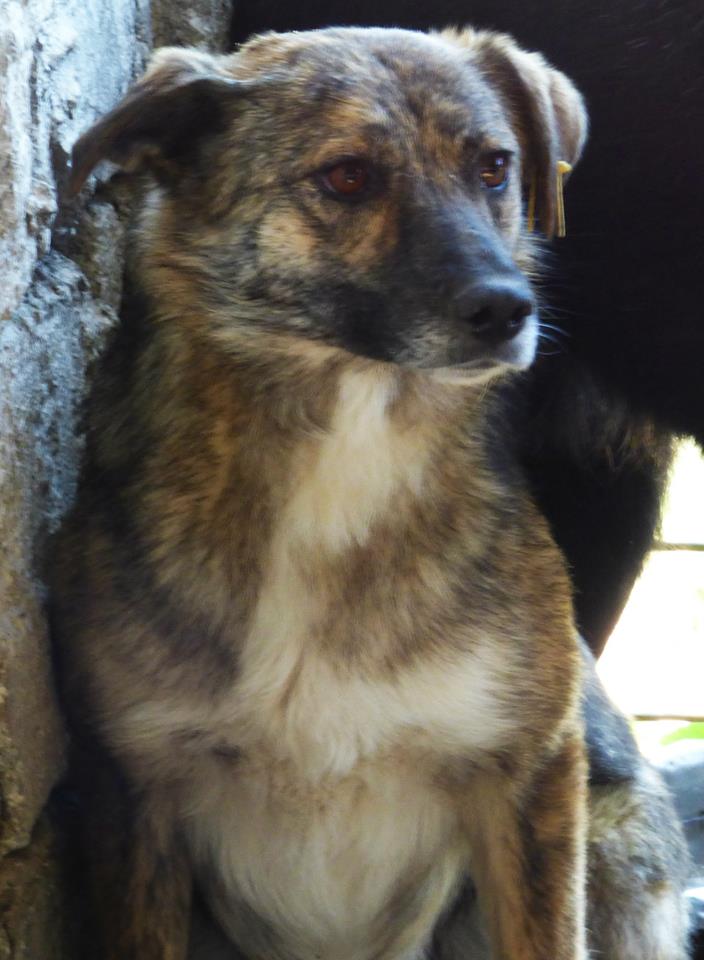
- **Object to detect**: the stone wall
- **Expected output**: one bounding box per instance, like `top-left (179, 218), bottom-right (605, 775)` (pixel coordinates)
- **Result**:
top-left (0, 2), bottom-right (231, 953)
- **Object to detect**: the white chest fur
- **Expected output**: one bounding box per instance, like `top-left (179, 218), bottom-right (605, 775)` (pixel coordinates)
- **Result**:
top-left (186, 757), bottom-right (466, 960)
top-left (282, 367), bottom-right (431, 552)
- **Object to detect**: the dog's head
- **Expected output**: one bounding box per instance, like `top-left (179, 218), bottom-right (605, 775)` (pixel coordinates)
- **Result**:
top-left (71, 27), bottom-right (586, 383)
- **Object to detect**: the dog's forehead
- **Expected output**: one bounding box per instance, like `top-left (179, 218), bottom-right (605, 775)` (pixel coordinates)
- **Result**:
top-left (236, 28), bottom-right (509, 140)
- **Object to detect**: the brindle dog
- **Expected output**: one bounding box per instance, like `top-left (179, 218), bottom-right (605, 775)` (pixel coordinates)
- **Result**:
top-left (52, 26), bottom-right (689, 960)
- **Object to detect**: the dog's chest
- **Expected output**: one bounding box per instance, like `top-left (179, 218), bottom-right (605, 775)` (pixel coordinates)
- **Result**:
top-left (116, 372), bottom-right (514, 774)
top-left (174, 376), bottom-right (514, 958)
top-left (185, 757), bottom-right (466, 960)
top-left (225, 373), bottom-right (513, 777)
top-left (122, 372), bottom-right (514, 957)
top-left (182, 622), bottom-right (499, 958)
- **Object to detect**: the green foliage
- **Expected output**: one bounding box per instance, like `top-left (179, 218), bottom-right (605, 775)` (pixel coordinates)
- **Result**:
top-left (660, 721), bottom-right (704, 745)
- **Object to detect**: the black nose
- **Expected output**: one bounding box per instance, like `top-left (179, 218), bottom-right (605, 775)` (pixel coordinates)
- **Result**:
top-left (457, 281), bottom-right (535, 343)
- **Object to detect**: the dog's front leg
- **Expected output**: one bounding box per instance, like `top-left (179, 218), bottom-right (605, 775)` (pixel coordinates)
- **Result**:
top-left (76, 747), bottom-right (193, 960)
top-left (465, 732), bottom-right (588, 960)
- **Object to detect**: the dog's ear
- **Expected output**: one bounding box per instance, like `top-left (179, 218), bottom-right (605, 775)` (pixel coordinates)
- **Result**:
top-left (69, 48), bottom-right (245, 196)
top-left (442, 29), bottom-right (588, 238)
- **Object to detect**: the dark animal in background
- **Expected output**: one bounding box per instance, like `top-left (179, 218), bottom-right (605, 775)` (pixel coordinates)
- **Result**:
top-left (229, 0), bottom-right (704, 655)
top-left (51, 23), bottom-right (690, 960)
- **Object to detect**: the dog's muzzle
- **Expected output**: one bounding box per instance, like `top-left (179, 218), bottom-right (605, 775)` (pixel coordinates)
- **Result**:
top-left (426, 274), bottom-right (538, 384)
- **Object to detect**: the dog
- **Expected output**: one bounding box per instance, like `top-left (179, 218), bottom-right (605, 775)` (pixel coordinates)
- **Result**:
top-left (51, 25), bottom-right (690, 959)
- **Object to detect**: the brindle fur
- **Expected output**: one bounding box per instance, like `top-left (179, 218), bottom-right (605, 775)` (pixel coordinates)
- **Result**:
top-left (51, 25), bottom-right (689, 960)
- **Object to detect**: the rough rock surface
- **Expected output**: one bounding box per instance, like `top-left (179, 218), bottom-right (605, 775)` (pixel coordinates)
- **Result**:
top-left (0, 0), bottom-right (231, 954)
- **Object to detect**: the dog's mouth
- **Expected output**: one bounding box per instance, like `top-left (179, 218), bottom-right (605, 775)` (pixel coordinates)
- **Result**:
top-left (424, 315), bottom-right (538, 386)
top-left (427, 357), bottom-right (512, 387)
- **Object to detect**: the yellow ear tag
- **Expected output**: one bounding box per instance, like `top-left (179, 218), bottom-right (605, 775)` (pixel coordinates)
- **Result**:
top-left (555, 160), bottom-right (572, 238)
top-left (527, 162), bottom-right (573, 237)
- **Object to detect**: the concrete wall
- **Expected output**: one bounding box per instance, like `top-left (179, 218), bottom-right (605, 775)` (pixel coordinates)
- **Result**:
top-left (0, 1), bottom-right (230, 952)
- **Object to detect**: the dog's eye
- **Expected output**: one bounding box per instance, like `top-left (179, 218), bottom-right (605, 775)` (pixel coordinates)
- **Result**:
top-left (320, 160), bottom-right (370, 198)
top-left (479, 152), bottom-right (510, 190)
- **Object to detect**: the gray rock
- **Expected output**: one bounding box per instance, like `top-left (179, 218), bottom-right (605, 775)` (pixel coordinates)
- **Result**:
top-left (1, 253), bottom-right (115, 856)
top-left (0, 0), bottom-right (233, 953)
top-left (0, 0), bottom-right (152, 327)
top-left (0, 816), bottom-right (75, 959)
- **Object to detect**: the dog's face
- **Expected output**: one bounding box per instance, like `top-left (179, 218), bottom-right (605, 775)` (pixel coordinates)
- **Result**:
top-left (70, 27), bottom-right (586, 382)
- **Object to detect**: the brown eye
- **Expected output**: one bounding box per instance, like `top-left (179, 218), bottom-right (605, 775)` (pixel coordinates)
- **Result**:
top-left (321, 160), bottom-right (370, 197)
top-left (479, 152), bottom-right (510, 190)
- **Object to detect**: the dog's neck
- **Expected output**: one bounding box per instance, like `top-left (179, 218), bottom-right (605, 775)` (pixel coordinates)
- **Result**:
top-left (101, 322), bottom-right (501, 609)
top-left (260, 360), bottom-right (468, 553)
top-left (227, 335), bottom-right (484, 459)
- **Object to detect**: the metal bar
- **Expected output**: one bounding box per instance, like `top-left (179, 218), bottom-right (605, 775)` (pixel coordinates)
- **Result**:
top-left (651, 542), bottom-right (704, 551)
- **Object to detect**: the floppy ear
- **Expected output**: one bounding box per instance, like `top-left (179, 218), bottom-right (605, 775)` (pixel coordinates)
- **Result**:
top-left (442, 29), bottom-right (588, 238)
top-left (69, 48), bottom-right (244, 196)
